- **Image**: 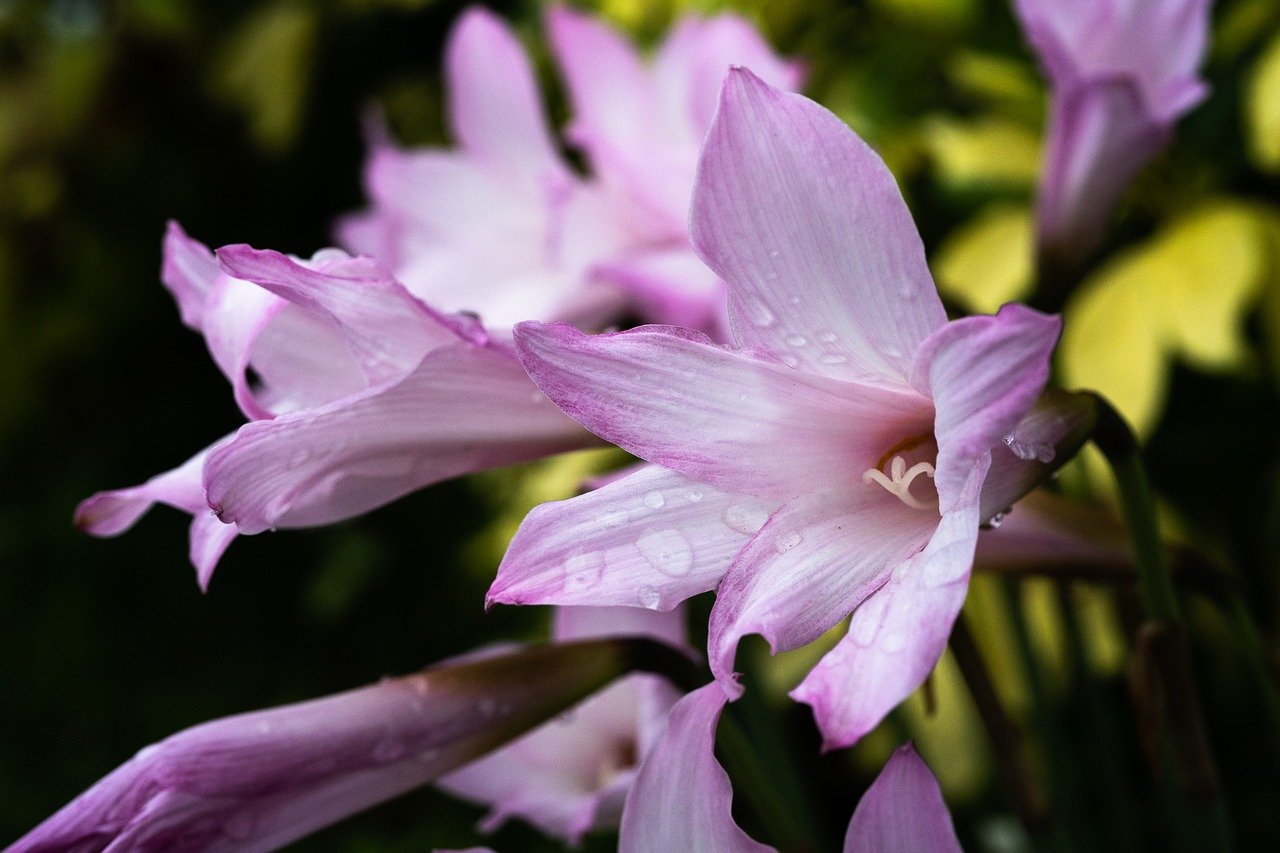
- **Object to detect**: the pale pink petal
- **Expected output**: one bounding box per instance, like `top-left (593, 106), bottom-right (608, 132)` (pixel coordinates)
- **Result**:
top-left (205, 343), bottom-right (595, 535)
top-left (553, 604), bottom-right (689, 651)
top-left (979, 388), bottom-right (1096, 520)
top-left (975, 488), bottom-right (1133, 571)
top-left (619, 683), bottom-right (774, 853)
top-left (655, 14), bottom-right (804, 141)
top-left (843, 743), bottom-right (961, 853)
top-left (440, 676), bottom-right (680, 845)
top-left (12, 644), bottom-right (638, 853)
top-left (215, 244), bottom-right (460, 383)
top-left (691, 69), bottom-right (945, 385)
top-left (547, 4), bottom-right (652, 158)
top-left (593, 248), bottom-right (728, 337)
top-left (160, 220), bottom-right (220, 330)
top-left (1035, 80), bottom-right (1169, 260)
top-left (513, 322), bottom-right (932, 500)
top-left (791, 463), bottom-right (987, 750)
top-left (910, 303), bottom-right (1060, 513)
top-left (190, 512), bottom-right (239, 592)
top-left (707, 491), bottom-right (935, 695)
top-left (445, 7), bottom-right (564, 181)
top-left (489, 463), bottom-right (777, 612)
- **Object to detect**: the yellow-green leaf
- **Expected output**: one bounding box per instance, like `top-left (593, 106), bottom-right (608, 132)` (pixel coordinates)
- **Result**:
top-left (933, 203), bottom-right (1034, 314)
top-left (921, 115), bottom-right (1042, 192)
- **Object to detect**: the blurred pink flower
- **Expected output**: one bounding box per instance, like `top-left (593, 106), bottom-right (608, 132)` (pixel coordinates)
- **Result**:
top-left (438, 605), bottom-right (686, 844)
top-left (1015, 0), bottom-right (1213, 261)
top-left (619, 683), bottom-right (960, 852)
top-left (10, 641), bottom-right (655, 853)
top-left (76, 232), bottom-right (594, 587)
top-left (490, 69), bottom-right (1076, 749)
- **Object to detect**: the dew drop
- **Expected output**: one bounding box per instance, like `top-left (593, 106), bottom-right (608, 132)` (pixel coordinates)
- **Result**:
top-left (637, 529), bottom-right (694, 577)
top-left (980, 511), bottom-right (1005, 531)
top-left (563, 552), bottom-right (604, 592)
top-left (769, 249), bottom-right (780, 258)
top-left (746, 300), bottom-right (775, 328)
top-left (774, 532), bottom-right (803, 554)
top-left (785, 333), bottom-right (808, 347)
top-left (1004, 436), bottom-right (1056, 464)
top-left (899, 283), bottom-right (917, 300)
top-left (643, 490), bottom-right (666, 509)
top-left (881, 630), bottom-right (908, 654)
top-left (817, 330), bottom-right (839, 343)
top-left (724, 503), bottom-right (769, 535)
top-left (780, 354), bottom-right (800, 368)
top-left (685, 488), bottom-right (704, 502)
top-left (820, 353), bottom-right (849, 365)
top-left (597, 509), bottom-right (628, 529)
top-left (638, 585), bottom-right (661, 609)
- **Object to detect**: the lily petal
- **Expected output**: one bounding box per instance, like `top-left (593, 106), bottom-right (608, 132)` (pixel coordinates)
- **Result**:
top-left (513, 321), bottom-right (932, 500)
top-left (446, 7), bottom-right (563, 182)
top-left (490, 463), bottom-right (775, 612)
top-left (844, 743), bottom-right (961, 853)
top-left (791, 463), bottom-right (987, 750)
top-left (205, 343), bottom-right (595, 536)
top-left (619, 683), bottom-right (773, 853)
top-left (910, 303), bottom-right (1060, 512)
top-left (707, 491), bottom-right (934, 695)
top-left (691, 68), bottom-right (945, 385)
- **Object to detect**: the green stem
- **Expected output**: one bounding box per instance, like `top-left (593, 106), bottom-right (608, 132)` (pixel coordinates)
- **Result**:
top-left (1226, 591), bottom-right (1280, 747)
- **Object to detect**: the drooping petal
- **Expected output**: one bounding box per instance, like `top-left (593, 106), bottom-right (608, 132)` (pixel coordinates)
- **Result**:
top-left (445, 7), bottom-right (564, 182)
top-left (205, 343), bottom-right (596, 536)
top-left (216, 244), bottom-right (461, 383)
top-left (910, 303), bottom-right (1060, 512)
top-left (975, 488), bottom-right (1133, 572)
top-left (553, 603), bottom-right (689, 651)
top-left (707, 491), bottom-right (935, 695)
top-left (792, 463), bottom-right (987, 750)
top-left (691, 68), bottom-right (945, 385)
top-left (514, 322), bottom-right (932, 500)
top-left (843, 743), bottom-right (961, 853)
top-left (619, 684), bottom-right (774, 853)
top-left (490, 463), bottom-right (776, 612)
top-left (12, 641), bottom-right (644, 853)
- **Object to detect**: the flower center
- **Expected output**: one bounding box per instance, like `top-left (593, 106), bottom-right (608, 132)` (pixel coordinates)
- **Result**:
top-left (863, 455), bottom-right (937, 510)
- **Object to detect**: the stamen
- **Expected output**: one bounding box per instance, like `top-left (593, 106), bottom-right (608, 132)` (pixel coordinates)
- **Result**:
top-left (862, 455), bottom-right (936, 510)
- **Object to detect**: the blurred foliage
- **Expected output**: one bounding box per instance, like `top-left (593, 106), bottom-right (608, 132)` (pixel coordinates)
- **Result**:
top-left (2, 0), bottom-right (1280, 850)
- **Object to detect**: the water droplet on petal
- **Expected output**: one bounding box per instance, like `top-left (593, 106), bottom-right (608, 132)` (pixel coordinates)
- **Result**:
top-left (563, 552), bottom-right (604, 592)
top-left (774, 532), bottom-right (803, 554)
top-left (745, 300), bottom-right (775, 328)
top-left (598, 509), bottom-right (627, 529)
top-left (684, 489), bottom-right (704, 502)
top-left (637, 529), bottom-right (694, 577)
top-left (724, 503), bottom-right (769, 535)
top-left (780, 354), bottom-right (800, 368)
top-left (818, 330), bottom-right (838, 343)
top-left (638, 585), bottom-right (661, 609)
top-left (785, 333), bottom-right (807, 347)
top-left (820, 353), bottom-right (848, 365)
top-left (643, 491), bottom-right (666, 509)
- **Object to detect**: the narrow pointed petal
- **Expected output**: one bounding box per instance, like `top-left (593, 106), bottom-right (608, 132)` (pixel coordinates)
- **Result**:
top-left (691, 68), bottom-right (945, 385)
top-left (707, 492), bottom-right (934, 694)
top-left (656, 14), bottom-right (804, 141)
top-left (547, 4), bottom-right (652, 154)
top-left (910, 303), bottom-right (1060, 512)
top-left (445, 7), bottom-right (563, 180)
top-left (513, 322), bottom-right (932, 500)
top-left (490, 463), bottom-right (775, 612)
top-left (216, 244), bottom-right (460, 383)
top-left (619, 684), bottom-right (774, 853)
top-left (791, 464), bottom-right (987, 749)
top-left (12, 642), bottom-right (647, 853)
top-left (205, 343), bottom-right (596, 535)
top-left (844, 744), bottom-right (961, 853)
top-left (161, 220), bottom-right (220, 330)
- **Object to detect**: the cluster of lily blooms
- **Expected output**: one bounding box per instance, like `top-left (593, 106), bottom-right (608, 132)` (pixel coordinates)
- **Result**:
top-left (13, 0), bottom-right (1211, 850)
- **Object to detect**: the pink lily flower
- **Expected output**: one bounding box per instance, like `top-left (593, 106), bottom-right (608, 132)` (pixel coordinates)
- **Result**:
top-left (9, 640), bottom-right (666, 853)
top-left (1015, 0), bottom-right (1213, 262)
top-left (438, 605), bottom-right (685, 844)
top-left (619, 684), bottom-right (960, 852)
top-left (546, 4), bottom-right (802, 333)
top-left (77, 230), bottom-right (593, 587)
top-left (490, 69), bottom-right (1084, 748)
